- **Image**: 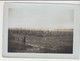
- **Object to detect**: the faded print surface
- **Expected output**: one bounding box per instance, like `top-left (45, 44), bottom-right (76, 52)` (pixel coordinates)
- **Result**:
top-left (8, 4), bottom-right (73, 53)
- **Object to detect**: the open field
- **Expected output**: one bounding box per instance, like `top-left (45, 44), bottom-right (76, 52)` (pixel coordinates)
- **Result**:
top-left (8, 29), bottom-right (73, 53)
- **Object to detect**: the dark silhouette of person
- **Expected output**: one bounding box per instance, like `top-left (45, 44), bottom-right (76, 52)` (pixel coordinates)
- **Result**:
top-left (23, 36), bottom-right (26, 45)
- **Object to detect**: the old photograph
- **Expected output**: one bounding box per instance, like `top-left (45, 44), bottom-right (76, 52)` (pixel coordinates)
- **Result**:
top-left (8, 4), bottom-right (73, 53)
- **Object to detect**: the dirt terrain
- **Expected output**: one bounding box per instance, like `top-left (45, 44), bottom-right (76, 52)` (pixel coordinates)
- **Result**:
top-left (8, 29), bottom-right (73, 53)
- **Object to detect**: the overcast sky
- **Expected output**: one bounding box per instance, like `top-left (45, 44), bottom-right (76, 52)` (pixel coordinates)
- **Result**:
top-left (8, 4), bottom-right (73, 30)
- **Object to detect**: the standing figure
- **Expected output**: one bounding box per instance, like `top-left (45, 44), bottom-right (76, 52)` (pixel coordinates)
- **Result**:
top-left (23, 36), bottom-right (26, 45)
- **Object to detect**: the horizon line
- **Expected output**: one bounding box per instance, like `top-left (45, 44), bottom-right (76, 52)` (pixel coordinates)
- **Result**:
top-left (8, 28), bottom-right (73, 32)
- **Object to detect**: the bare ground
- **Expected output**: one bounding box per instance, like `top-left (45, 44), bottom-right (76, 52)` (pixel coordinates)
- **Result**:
top-left (8, 29), bottom-right (73, 53)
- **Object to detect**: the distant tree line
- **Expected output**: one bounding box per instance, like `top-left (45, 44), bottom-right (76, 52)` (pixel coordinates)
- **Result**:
top-left (8, 29), bottom-right (73, 37)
